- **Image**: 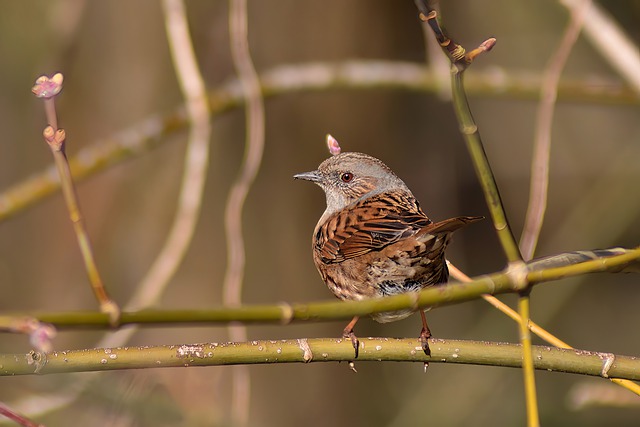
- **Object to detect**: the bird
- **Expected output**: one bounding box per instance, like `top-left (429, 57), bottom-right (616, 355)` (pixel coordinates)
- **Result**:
top-left (294, 149), bottom-right (482, 359)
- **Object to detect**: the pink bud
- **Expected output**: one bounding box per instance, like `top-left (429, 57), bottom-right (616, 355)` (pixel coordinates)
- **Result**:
top-left (29, 323), bottom-right (57, 353)
top-left (42, 126), bottom-right (65, 151)
top-left (32, 73), bottom-right (64, 99)
top-left (326, 134), bottom-right (341, 156)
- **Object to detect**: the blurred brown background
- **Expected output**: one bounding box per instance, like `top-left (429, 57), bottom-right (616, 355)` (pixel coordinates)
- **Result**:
top-left (0, 0), bottom-right (639, 425)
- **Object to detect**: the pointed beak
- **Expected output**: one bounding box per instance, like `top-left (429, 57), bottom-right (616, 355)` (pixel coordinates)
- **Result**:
top-left (293, 170), bottom-right (322, 183)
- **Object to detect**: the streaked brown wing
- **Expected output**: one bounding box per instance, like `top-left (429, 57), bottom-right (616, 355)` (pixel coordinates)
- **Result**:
top-left (316, 192), bottom-right (431, 264)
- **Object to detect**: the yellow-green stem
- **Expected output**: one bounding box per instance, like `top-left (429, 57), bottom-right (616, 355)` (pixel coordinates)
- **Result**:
top-left (450, 65), bottom-right (522, 263)
top-left (3, 337), bottom-right (640, 378)
top-left (5, 247), bottom-right (639, 329)
top-left (449, 57), bottom-right (539, 424)
top-left (518, 293), bottom-right (540, 427)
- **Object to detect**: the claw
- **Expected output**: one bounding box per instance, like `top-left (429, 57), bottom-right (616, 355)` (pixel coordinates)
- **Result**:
top-left (343, 316), bottom-right (360, 359)
top-left (344, 329), bottom-right (360, 359)
top-left (420, 331), bottom-right (431, 356)
top-left (419, 310), bottom-right (432, 356)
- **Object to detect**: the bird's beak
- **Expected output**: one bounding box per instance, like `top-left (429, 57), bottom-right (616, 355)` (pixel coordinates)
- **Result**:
top-left (293, 170), bottom-right (322, 183)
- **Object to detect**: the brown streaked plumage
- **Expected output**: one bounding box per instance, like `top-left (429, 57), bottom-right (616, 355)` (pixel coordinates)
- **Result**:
top-left (295, 151), bottom-right (481, 358)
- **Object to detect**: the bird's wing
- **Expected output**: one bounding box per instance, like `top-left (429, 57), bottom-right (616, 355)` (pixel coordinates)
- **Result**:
top-left (316, 192), bottom-right (431, 263)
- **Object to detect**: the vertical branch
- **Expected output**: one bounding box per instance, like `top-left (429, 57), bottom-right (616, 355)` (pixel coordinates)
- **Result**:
top-left (443, 0), bottom-right (640, 403)
top-left (517, 294), bottom-right (539, 426)
top-left (133, 0), bottom-right (212, 310)
top-left (414, 3), bottom-right (520, 263)
top-left (224, 0), bottom-right (266, 425)
top-left (413, 3), bottom-right (539, 425)
top-left (449, 68), bottom-right (522, 263)
top-left (452, 63), bottom-right (537, 424)
top-left (518, 294), bottom-right (540, 427)
top-left (520, 0), bottom-right (591, 261)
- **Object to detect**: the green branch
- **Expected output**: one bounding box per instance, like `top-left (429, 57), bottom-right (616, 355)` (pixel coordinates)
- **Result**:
top-left (2, 338), bottom-right (638, 380)
top-left (3, 247), bottom-right (638, 330)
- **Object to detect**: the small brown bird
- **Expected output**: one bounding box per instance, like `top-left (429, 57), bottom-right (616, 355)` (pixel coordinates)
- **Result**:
top-left (295, 149), bottom-right (481, 358)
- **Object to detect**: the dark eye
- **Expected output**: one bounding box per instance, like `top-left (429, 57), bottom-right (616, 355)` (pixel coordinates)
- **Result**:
top-left (340, 172), bottom-right (353, 183)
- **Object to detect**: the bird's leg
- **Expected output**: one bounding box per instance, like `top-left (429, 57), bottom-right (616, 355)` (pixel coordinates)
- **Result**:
top-left (343, 316), bottom-right (360, 359)
top-left (419, 310), bottom-right (432, 357)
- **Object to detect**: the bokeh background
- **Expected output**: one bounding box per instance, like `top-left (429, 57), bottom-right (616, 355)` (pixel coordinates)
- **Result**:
top-left (1, 0), bottom-right (639, 425)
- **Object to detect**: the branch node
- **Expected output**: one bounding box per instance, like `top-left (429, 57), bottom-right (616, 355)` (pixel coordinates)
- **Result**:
top-left (101, 300), bottom-right (121, 327)
top-left (505, 261), bottom-right (529, 291)
top-left (297, 338), bottom-right (313, 362)
top-left (600, 352), bottom-right (615, 378)
top-left (42, 126), bottom-right (65, 151)
top-left (278, 301), bottom-right (295, 324)
top-left (26, 350), bottom-right (47, 374)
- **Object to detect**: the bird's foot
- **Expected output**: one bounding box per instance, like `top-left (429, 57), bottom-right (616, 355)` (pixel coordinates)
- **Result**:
top-left (342, 317), bottom-right (360, 370)
top-left (343, 329), bottom-right (360, 359)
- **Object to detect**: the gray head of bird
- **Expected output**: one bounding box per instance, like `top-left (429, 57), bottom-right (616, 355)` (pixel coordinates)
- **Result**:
top-left (294, 152), bottom-right (411, 217)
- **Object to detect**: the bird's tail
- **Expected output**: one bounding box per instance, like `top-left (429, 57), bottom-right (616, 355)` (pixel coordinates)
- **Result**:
top-left (421, 215), bottom-right (483, 235)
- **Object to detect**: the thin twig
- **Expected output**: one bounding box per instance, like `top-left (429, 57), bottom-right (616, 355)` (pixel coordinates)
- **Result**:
top-left (80, 2), bottom-right (216, 418)
top-left (31, 3), bottom-right (222, 420)
top-left (20, 3), bottom-right (221, 421)
top-left (32, 74), bottom-right (120, 323)
top-left (520, 0), bottom-right (591, 261)
top-left (224, 0), bottom-right (265, 424)
top-left (0, 401), bottom-right (44, 427)
top-left (130, 0), bottom-right (213, 313)
top-left (417, 3), bottom-right (450, 99)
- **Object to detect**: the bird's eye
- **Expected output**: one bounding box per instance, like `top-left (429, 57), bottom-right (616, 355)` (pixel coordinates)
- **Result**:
top-left (340, 172), bottom-right (354, 183)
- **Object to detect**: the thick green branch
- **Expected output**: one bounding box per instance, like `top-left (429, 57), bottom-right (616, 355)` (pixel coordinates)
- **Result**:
top-left (4, 246), bottom-right (638, 330)
top-left (2, 338), bottom-right (637, 380)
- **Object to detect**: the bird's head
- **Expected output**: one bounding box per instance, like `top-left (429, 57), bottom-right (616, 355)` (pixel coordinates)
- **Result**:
top-left (294, 152), bottom-right (410, 215)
